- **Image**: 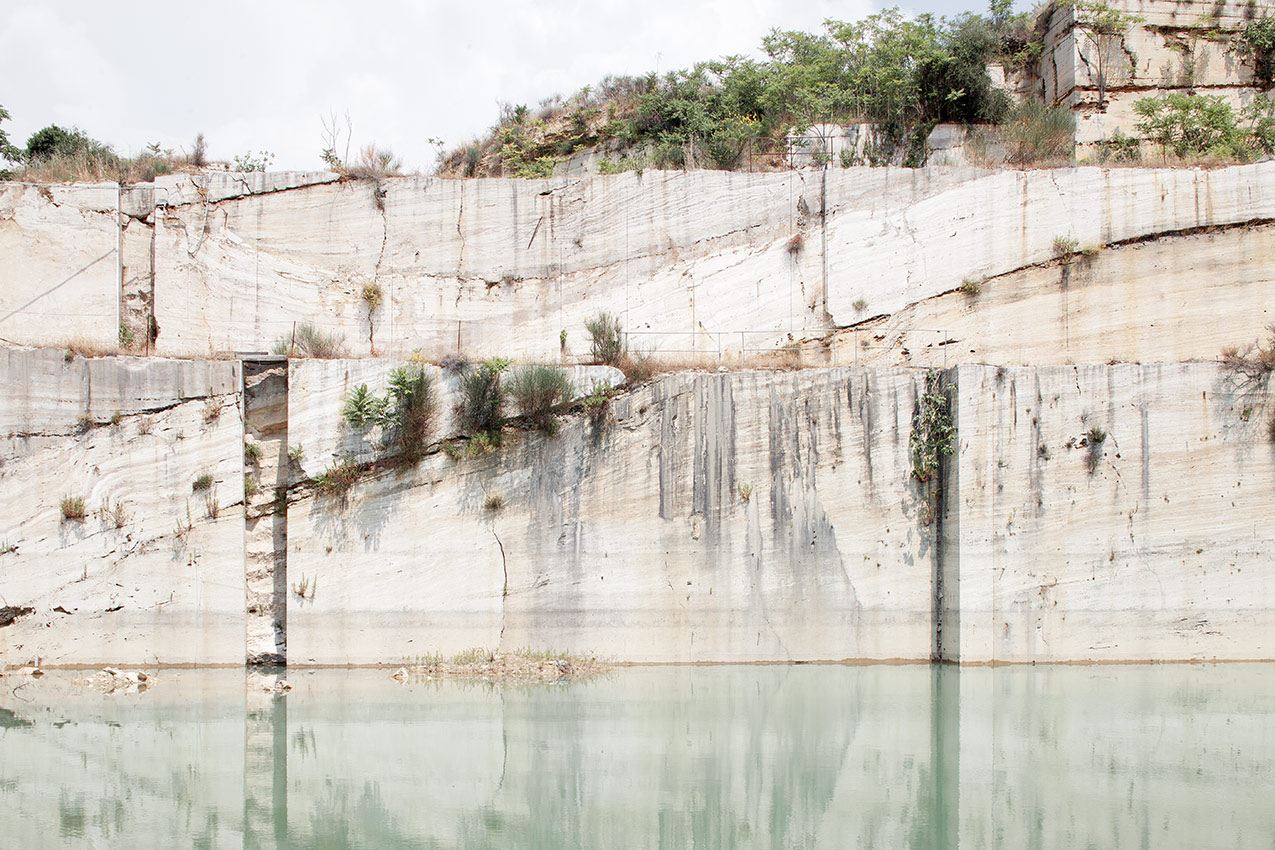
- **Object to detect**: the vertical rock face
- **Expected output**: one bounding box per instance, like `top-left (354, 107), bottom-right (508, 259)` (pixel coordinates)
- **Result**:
top-left (286, 368), bottom-right (938, 665)
top-left (0, 350), bottom-right (244, 667)
top-left (243, 360), bottom-right (289, 665)
top-left (942, 363), bottom-right (1275, 663)
top-left (6, 163), bottom-right (1274, 363)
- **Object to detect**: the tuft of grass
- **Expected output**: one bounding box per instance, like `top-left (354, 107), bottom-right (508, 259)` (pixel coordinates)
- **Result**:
top-left (96, 497), bottom-right (130, 529)
top-left (137, 416), bottom-right (153, 436)
top-left (852, 297), bottom-right (869, 313)
top-left (62, 338), bottom-right (118, 360)
top-left (738, 482), bottom-right (753, 502)
top-left (244, 475), bottom-right (259, 499)
top-left (192, 472), bottom-right (214, 492)
top-left (202, 398), bottom-right (223, 424)
top-left (1000, 100), bottom-right (1076, 165)
top-left (109, 410), bottom-right (124, 426)
top-left (959, 276), bottom-right (984, 297)
top-left (484, 491), bottom-right (506, 511)
top-left (292, 573), bottom-right (317, 599)
top-left (1052, 235), bottom-right (1079, 259)
top-left (76, 414), bottom-right (93, 433)
top-left (288, 444), bottom-right (305, 462)
top-left (312, 455), bottom-right (363, 498)
top-left (508, 365), bottom-right (573, 432)
top-left (1080, 243), bottom-right (1103, 257)
top-left (584, 312), bottom-right (625, 366)
top-left (343, 144), bottom-right (403, 180)
top-left (272, 323), bottom-right (347, 358)
top-left (60, 496), bottom-right (87, 522)
top-left (244, 442), bottom-right (263, 464)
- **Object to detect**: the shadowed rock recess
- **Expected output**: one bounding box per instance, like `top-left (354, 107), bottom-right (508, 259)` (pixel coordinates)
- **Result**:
top-left (0, 162), bottom-right (1272, 667)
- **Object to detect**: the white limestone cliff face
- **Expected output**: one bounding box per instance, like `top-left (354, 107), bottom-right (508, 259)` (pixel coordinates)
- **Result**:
top-left (836, 223), bottom-right (1275, 368)
top-left (286, 368), bottom-right (938, 665)
top-left (941, 363), bottom-right (1275, 663)
top-left (7, 162), bottom-right (1272, 365)
top-left (0, 350), bottom-right (244, 667)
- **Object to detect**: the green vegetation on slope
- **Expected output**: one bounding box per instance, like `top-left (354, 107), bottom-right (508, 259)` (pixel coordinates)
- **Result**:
top-left (439, 1), bottom-right (1039, 176)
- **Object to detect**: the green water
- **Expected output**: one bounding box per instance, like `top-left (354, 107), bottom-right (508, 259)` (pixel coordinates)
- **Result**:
top-left (1, 664), bottom-right (1272, 849)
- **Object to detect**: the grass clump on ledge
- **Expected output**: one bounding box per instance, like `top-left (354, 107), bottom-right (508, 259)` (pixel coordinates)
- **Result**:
top-left (272, 323), bottom-right (347, 359)
top-left (311, 455), bottom-right (363, 498)
top-left (60, 495), bottom-right (87, 522)
top-left (508, 365), bottom-right (573, 433)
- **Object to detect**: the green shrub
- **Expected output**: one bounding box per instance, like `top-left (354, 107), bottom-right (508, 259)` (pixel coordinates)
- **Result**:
top-left (272, 323), bottom-right (347, 358)
top-left (341, 384), bottom-right (387, 427)
top-left (508, 365), bottom-right (573, 431)
top-left (361, 281), bottom-right (384, 311)
top-left (1052, 235), bottom-right (1079, 258)
top-left (244, 443), bottom-right (263, 464)
top-left (192, 472), bottom-right (214, 492)
top-left (383, 366), bottom-right (436, 461)
top-left (459, 359), bottom-right (510, 434)
top-left (1133, 93), bottom-right (1251, 160)
top-left (585, 312), bottom-right (625, 365)
top-left (1240, 16), bottom-right (1275, 85)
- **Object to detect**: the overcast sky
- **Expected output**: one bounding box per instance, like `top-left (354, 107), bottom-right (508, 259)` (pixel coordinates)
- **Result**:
top-left (1, 0), bottom-right (1015, 172)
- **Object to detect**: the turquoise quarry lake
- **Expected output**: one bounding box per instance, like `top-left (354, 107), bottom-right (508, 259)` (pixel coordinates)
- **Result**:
top-left (2, 664), bottom-right (1272, 849)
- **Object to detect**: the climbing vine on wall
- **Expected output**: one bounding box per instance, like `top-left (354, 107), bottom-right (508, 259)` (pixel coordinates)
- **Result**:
top-left (910, 369), bottom-right (956, 484)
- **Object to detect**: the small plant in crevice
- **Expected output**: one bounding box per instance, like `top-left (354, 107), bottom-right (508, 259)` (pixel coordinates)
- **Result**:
top-left (288, 444), bottom-right (305, 462)
top-left (76, 414), bottom-right (92, 433)
top-left (174, 501), bottom-right (194, 538)
top-left (292, 573), bottom-right (317, 600)
top-left (484, 491), bottom-right (506, 512)
top-left (1052, 235), bottom-right (1079, 259)
top-left (96, 497), bottom-right (130, 529)
top-left (852, 297), bottom-right (869, 313)
top-left (192, 472), bottom-right (214, 492)
top-left (361, 281), bottom-right (384, 311)
top-left (204, 485), bottom-right (220, 520)
top-left (738, 482), bottom-right (753, 502)
top-left (311, 455), bottom-right (363, 499)
top-left (584, 312), bottom-right (625, 366)
top-left (459, 358), bottom-right (511, 435)
top-left (137, 416), bottom-right (153, 436)
top-left (202, 398), bottom-right (223, 424)
top-left (959, 276), bottom-right (984, 297)
top-left (60, 495), bottom-right (87, 522)
top-left (118, 322), bottom-right (136, 350)
top-left (580, 380), bottom-right (612, 424)
top-left (244, 442), bottom-right (263, 465)
top-left (785, 233), bottom-right (805, 255)
top-left (508, 364), bottom-right (573, 433)
top-left (110, 410), bottom-right (124, 426)
top-left (244, 475), bottom-right (259, 499)
top-left (1084, 426), bottom-right (1108, 475)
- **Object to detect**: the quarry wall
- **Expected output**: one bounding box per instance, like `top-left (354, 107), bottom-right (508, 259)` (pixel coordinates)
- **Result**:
top-left (1, 350), bottom-right (1270, 667)
top-left (3, 162), bottom-right (1273, 365)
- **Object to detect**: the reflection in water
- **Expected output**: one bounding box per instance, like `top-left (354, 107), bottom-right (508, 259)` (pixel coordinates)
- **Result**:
top-left (0, 664), bottom-right (1272, 849)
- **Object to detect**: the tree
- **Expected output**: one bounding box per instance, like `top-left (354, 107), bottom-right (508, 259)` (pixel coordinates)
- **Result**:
top-left (1070, 1), bottom-right (1143, 107)
top-left (0, 105), bottom-right (21, 166)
